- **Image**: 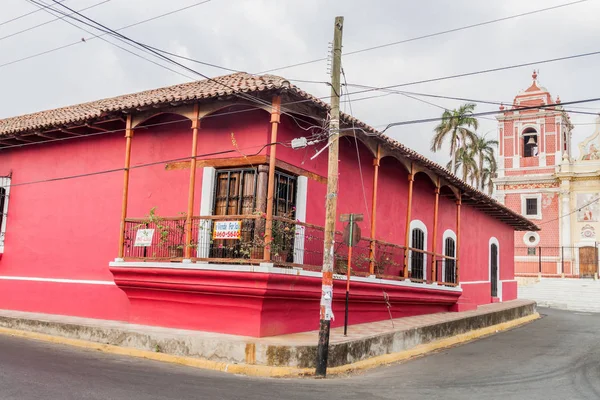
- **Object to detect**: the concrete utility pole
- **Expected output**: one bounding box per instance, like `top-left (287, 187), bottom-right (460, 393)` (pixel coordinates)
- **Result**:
top-left (315, 15), bottom-right (343, 378)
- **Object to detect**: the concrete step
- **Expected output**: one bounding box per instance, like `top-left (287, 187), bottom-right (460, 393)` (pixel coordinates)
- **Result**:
top-left (518, 278), bottom-right (600, 312)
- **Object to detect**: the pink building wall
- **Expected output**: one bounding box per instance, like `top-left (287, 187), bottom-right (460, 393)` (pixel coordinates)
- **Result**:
top-left (0, 107), bottom-right (518, 328)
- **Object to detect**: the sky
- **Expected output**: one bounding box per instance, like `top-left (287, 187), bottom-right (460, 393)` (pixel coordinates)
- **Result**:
top-left (1, 0), bottom-right (600, 165)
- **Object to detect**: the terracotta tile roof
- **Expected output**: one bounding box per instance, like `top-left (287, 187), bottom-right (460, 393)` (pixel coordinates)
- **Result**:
top-left (0, 73), bottom-right (302, 136)
top-left (0, 72), bottom-right (537, 231)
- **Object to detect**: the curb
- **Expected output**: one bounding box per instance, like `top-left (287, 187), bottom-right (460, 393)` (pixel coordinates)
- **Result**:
top-left (0, 312), bottom-right (540, 378)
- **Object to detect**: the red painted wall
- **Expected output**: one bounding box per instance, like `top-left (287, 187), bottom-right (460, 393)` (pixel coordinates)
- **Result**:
top-left (0, 104), bottom-right (518, 328)
top-left (0, 109), bottom-right (271, 320)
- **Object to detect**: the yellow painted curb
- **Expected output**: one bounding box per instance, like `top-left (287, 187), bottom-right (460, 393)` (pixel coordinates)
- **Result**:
top-left (327, 312), bottom-right (540, 375)
top-left (0, 312), bottom-right (539, 378)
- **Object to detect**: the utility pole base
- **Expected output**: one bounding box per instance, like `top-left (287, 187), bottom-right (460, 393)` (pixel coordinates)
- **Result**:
top-left (315, 319), bottom-right (331, 377)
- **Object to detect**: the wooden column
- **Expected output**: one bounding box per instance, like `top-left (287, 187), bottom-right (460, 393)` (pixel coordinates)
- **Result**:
top-left (403, 162), bottom-right (415, 279)
top-left (456, 193), bottom-right (462, 285)
top-left (184, 104), bottom-right (200, 260)
top-left (430, 177), bottom-right (441, 282)
top-left (255, 165), bottom-right (269, 214)
top-left (118, 115), bottom-right (133, 259)
top-left (369, 145), bottom-right (381, 274)
top-left (263, 95), bottom-right (282, 261)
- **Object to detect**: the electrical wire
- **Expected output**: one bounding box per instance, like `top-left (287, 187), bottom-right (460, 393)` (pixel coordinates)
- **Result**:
top-left (7, 141), bottom-right (286, 188)
top-left (0, 0), bottom-right (111, 42)
top-left (33, 0), bottom-right (322, 130)
top-left (344, 83), bottom-right (600, 114)
top-left (0, 0), bottom-right (212, 69)
top-left (377, 97), bottom-right (600, 133)
top-left (0, 0), bottom-right (67, 26)
top-left (28, 0), bottom-right (197, 81)
top-left (341, 66), bottom-right (372, 227)
top-left (536, 196), bottom-right (600, 227)
top-left (335, 49), bottom-right (600, 102)
top-left (3, 93), bottom-right (597, 153)
top-left (0, 104), bottom-right (281, 151)
top-left (258, 0), bottom-right (588, 74)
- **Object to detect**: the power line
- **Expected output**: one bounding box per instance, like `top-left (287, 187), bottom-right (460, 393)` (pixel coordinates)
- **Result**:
top-left (0, 99), bottom-right (328, 152)
top-left (28, 0), bottom-right (197, 81)
top-left (37, 0), bottom-right (321, 129)
top-left (0, 0), bottom-right (67, 27)
top-left (378, 97), bottom-right (600, 133)
top-left (258, 0), bottom-right (588, 74)
top-left (345, 83), bottom-right (599, 112)
top-left (7, 141), bottom-right (286, 188)
top-left (341, 67), bottom-right (371, 227)
top-left (537, 196), bottom-right (600, 227)
top-left (339, 49), bottom-right (600, 100)
top-left (0, 0), bottom-right (212, 70)
top-left (343, 83), bottom-right (599, 116)
top-left (0, 0), bottom-right (111, 42)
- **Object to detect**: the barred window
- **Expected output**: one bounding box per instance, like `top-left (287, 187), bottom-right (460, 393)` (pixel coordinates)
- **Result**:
top-left (525, 198), bottom-right (538, 216)
top-left (274, 171), bottom-right (296, 217)
top-left (410, 228), bottom-right (425, 280)
top-left (444, 237), bottom-right (456, 284)
top-left (0, 176), bottom-right (11, 251)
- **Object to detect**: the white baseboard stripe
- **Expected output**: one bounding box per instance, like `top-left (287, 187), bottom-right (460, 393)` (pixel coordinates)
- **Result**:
top-left (460, 281), bottom-right (490, 285)
top-left (0, 276), bottom-right (115, 285)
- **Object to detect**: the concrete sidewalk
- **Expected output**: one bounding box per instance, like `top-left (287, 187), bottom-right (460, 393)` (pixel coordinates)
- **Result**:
top-left (0, 299), bottom-right (537, 377)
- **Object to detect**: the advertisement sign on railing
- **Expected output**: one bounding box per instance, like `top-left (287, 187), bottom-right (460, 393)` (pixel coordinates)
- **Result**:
top-left (134, 229), bottom-right (155, 247)
top-left (213, 221), bottom-right (241, 240)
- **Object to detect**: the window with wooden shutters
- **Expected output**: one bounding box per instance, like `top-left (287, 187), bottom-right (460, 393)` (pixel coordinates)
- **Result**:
top-left (444, 237), bottom-right (456, 283)
top-left (211, 169), bottom-right (257, 258)
top-left (213, 169), bottom-right (257, 216)
top-left (210, 168), bottom-right (297, 259)
top-left (411, 228), bottom-right (425, 280)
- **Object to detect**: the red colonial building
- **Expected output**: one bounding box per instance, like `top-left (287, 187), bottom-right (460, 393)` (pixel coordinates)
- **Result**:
top-left (0, 73), bottom-right (536, 337)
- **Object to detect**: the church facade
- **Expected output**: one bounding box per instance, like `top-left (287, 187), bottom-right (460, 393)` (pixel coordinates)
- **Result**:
top-left (494, 72), bottom-right (600, 277)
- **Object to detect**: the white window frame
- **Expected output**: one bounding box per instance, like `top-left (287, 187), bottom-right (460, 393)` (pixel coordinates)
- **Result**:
top-left (293, 176), bottom-right (308, 265)
top-left (408, 219), bottom-right (428, 281)
top-left (196, 167), bottom-right (216, 258)
top-left (0, 176), bottom-right (11, 253)
top-left (442, 229), bottom-right (457, 282)
top-left (521, 193), bottom-right (542, 220)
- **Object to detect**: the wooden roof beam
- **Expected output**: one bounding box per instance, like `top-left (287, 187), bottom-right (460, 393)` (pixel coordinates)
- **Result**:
top-left (85, 124), bottom-right (110, 132)
top-left (60, 129), bottom-right (82, 136)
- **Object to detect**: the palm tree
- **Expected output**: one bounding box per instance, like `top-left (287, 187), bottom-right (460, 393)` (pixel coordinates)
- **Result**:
top-left (431, 103), bottom-right (479, 174)
top-left (480, 162), bottom-right (497, 195)
top-left (470, 134), bottom-right (498, 190)
top-left (447, 147), bottom-right (477, 184)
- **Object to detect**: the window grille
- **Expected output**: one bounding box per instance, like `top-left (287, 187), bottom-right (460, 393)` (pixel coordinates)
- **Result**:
top-left (411, 228), bottom-right (425, 280)
top-left (525, 198), bottom-right (538, 216)
top-left (0, 176), bottom-right (10, 249)
top-left (444, 237), bottom-right (456, 283)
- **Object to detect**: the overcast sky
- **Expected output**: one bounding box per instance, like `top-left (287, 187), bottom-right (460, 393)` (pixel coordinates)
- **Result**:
top-left (1, 0), bottom-right (599, 164)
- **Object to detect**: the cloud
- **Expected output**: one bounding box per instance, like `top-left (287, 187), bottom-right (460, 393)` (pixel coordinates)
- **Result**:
top-left (0, 0), bottom-right (598, 163)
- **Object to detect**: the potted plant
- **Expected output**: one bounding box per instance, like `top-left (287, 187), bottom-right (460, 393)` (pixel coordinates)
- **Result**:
top-left (167, 212), bottom-right (186, 258)
top-left (270, 211), bottom-right (296, 263)
top-left (244, 209), bottom-right (296, 263)
top-left (138, 208), bottom-right (187, 258)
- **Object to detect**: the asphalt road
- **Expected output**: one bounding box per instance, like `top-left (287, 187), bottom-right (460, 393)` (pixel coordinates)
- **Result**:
top-left (1, 308), bottom-right (599, 400)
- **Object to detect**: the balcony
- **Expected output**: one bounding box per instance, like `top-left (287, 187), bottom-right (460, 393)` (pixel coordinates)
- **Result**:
top-left (120, 213), bottom-right (458, 286)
